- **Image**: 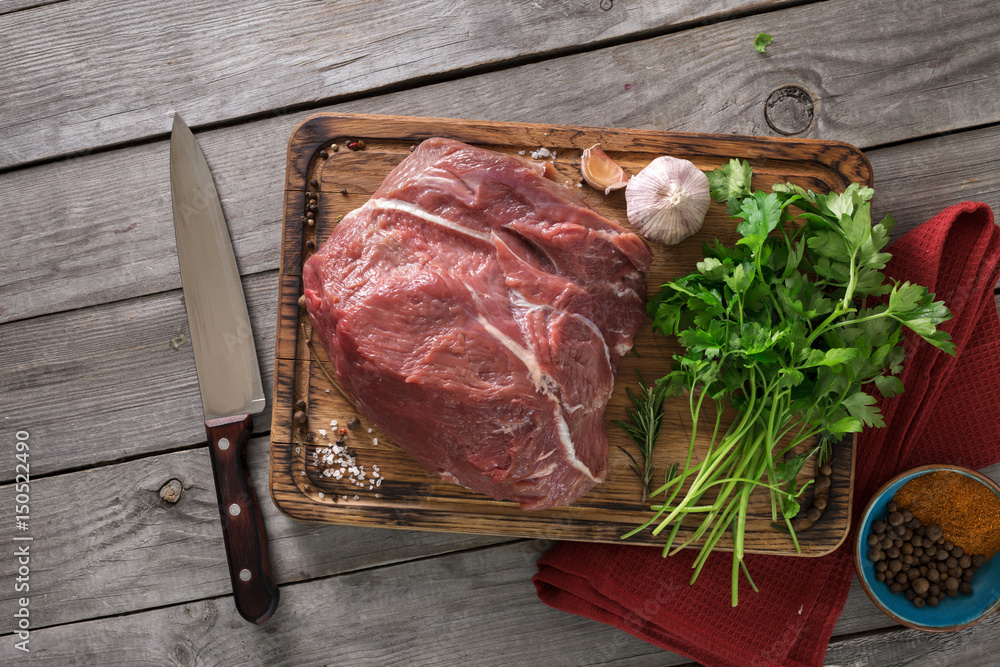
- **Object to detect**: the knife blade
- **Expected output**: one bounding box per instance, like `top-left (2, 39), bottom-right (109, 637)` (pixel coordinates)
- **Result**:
top-left (170, 114), bottom-right (279, 624)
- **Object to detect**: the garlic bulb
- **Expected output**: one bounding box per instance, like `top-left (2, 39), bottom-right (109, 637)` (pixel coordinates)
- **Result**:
top-left (625, 156), bottom-right (711, 245)
top-left (580, 144), bottom-right (629, 194)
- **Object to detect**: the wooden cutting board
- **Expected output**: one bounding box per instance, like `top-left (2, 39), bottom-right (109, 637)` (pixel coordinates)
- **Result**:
top-left (270, 113), bottom-right (869, 555)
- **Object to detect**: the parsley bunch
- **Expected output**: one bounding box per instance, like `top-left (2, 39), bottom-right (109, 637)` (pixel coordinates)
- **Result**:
top-left (622, 160), bottom-right (955, 605)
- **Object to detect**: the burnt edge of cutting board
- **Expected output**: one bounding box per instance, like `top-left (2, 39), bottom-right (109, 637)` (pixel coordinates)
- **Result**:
top-left (269, 112), bottom-right (869, 555)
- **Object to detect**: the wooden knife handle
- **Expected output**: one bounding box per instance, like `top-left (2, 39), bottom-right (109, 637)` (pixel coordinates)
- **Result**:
top-left (205, 414), bottom-right (280, 624)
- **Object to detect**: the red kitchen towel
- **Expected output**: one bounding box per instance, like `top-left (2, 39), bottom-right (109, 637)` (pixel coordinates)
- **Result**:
top-left (534, 202), bottom-right (1000, 667)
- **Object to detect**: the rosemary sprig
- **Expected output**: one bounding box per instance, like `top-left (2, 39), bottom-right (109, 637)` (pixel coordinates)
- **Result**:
top-left (615, 370), bottom-right (668, 503)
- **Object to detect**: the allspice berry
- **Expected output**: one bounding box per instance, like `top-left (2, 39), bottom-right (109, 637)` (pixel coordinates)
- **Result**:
top-left (866, 498), bottom-right (989, 609)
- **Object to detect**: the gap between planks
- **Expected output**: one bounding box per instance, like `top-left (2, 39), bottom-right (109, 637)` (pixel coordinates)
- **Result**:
top-left (0, 0), bottom-right (68, 17)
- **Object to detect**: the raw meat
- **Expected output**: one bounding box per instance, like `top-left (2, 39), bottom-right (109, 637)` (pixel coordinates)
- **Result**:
top-left (303, 138), bottom-right (652, 510)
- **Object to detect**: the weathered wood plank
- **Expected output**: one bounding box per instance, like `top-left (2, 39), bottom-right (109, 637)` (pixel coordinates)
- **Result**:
top-left (0, 0), bottom-right (66, 15)
top-left (869, 126), bottom-right (1000, 240)
top-left (0, 271), bottom-right (280, 481)
top-left (0, 124), bottom-right (284, 325)
top-left (0, 437), bottom-right (507, 633)
top-left (0, 541), bottom-right (676, 666)
top-left (0, 442), bottom-right (995, 653)
top-left (0, 0), bottom-right (801, 169)
top-left (824, 609), bottom-right (1000, 666)
top-left (3, 3), bottom-right (1000, 324)
top-left (358, 0), bottom-right (1000, 150)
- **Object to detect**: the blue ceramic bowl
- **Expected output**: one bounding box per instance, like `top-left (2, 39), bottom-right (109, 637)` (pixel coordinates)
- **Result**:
top-left (855, 464), bottom-right (1000, 632)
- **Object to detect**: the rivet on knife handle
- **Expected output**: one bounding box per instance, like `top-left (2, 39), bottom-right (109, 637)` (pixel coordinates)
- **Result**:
top-left (206, 414), bottom-right (280, 624)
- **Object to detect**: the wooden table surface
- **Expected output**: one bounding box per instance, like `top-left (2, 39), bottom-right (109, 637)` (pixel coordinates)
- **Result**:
top-left (2, 1), bottom-right (999, 664)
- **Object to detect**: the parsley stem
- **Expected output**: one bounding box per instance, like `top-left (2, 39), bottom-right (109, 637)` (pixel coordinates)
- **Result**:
top-left (804, 305), bottom-right (845, 347)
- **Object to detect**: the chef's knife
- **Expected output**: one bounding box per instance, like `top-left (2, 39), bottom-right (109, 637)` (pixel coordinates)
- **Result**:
top-left (170, 114), bottom-right (279, 624)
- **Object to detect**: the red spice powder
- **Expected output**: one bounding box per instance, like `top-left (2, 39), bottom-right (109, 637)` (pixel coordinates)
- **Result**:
top-left (894, 470), bottom-right (1000, 558)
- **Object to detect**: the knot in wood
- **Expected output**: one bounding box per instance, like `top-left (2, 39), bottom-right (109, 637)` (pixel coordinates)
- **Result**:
top-left (159, 479), bottom-right (184, 504)
top-left (765, 85), bottom-right (815, 135)
top-left (527, 539), bottom-right (554, 555)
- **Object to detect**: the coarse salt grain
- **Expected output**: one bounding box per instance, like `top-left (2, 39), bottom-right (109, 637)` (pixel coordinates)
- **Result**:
top-left (353, 495), bottom-right (360, 501)
top-left (331, 420), bottom-right (337, 426)
top-left (373, 437), bottom-right (379, 446)
top-left (318, 492), bottom-right (325, 498)
top-left (319, 429), bottom-right (327, 437)
top-left (367, 428), bottom-right (372, 433)
top-left (376, 478), bottom-right (382, 487)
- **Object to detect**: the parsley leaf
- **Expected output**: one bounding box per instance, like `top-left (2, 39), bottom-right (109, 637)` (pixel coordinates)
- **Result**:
top-left (707, 158), bottom-right (755, 213)
top-left (753, 33), bottom-right (774, 53)
top-left (842, 390), bottom-right (884, 428)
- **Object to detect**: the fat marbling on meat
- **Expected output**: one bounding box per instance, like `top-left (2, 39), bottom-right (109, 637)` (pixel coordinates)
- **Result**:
top-left (302, 138), bottom-right (652, 510)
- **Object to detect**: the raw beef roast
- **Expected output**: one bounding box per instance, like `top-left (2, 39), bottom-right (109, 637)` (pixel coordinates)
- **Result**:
top-left (303, 138), bottom-right (652, 509)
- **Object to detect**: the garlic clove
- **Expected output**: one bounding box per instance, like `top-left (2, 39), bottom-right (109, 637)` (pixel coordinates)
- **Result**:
top-left (541, 160), bottom-right (558, 182)
top-left (625, 156), bottom-right (711, 245)
top-left (581, 144), bottom-right (629, 194)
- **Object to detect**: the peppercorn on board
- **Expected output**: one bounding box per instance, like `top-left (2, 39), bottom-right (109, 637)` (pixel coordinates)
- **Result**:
top-left (270, 113), bottom-right (867, 555)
